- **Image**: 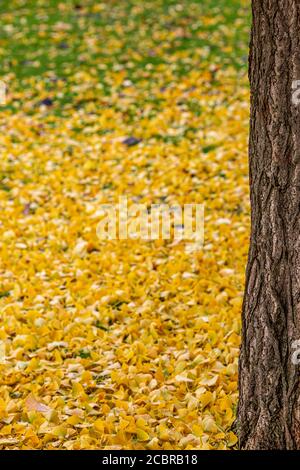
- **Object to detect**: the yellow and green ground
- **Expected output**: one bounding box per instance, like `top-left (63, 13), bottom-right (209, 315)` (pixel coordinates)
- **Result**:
top-left (0, 0), bottom-right (250, 449)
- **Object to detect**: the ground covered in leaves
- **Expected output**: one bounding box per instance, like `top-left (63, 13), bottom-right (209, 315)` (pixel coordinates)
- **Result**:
top-left (0, 0), bottom-right (250, 450)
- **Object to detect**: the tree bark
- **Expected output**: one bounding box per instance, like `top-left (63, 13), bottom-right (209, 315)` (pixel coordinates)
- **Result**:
top-left (237, 0), bottom-right (300, 449)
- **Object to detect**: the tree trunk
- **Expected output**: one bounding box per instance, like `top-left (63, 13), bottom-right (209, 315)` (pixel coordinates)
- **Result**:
top-left (237, 0), bottom-right (300, 449)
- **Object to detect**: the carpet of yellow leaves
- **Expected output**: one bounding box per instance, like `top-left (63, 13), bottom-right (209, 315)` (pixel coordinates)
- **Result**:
top-left (0, 3), bottom-right (250, 450)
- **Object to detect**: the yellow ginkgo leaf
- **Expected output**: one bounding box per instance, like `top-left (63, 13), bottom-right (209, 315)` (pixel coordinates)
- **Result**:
top-left (136, 429), bottom-right (150, 441)
top-left (227, 431), bottom-right (238, 447)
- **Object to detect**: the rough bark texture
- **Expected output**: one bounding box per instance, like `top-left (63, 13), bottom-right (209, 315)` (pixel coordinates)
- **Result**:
top-left (237, 0), bottom-right (300, 449)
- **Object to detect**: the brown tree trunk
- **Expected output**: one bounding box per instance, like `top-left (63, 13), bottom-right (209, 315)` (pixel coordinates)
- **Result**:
top-left (237, 0), bottom-right (300, 449)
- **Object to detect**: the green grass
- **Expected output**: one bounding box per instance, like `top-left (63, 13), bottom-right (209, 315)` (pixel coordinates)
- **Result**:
top-left (0, 0), bottom-right (250, 114)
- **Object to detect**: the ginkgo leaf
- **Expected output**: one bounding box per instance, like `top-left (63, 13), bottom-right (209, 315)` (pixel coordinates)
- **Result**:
top-left (25, 395), bottom-right (52, 414)
top-left (136, 429), bottom-right (150, 441)
top-left (227, 431), bottom-right (238, 447)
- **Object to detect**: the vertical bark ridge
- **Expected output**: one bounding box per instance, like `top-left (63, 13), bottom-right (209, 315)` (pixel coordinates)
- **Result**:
top-left (238, 0), bottom-right (300, 449)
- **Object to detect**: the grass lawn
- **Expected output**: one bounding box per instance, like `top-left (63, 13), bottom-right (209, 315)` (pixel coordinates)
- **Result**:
top-left (0, 0), bottom-right (251, 451)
